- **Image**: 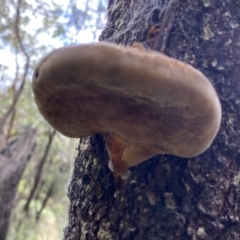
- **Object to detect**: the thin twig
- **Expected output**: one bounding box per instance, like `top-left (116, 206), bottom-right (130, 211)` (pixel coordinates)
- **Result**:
top-left (23, 130), bottom-right (56, 213)
top-left (0, 0), bottom-right (30, 134)
top-left (36, 182), bottom-right (55, 221)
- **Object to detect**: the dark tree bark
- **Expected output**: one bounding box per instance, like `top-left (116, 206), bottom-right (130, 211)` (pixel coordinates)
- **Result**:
top-left (64, 0), bottom-right (240, 239)
top-left (0, 126), bottom-right (36, 240)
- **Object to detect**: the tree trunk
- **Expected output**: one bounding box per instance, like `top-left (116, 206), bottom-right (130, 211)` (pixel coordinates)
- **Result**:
top-left (64, 0), bottom-right (240, 239)
top-left (0, 126), bottom-right (36, 240)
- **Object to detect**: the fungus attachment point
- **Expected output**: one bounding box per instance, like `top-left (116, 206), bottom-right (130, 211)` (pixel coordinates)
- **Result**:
top-left (32, 42), bottom-right (221, 176)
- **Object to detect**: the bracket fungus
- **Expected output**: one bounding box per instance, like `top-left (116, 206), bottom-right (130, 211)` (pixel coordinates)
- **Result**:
top-left (32, 42), bottom-right (221, 175)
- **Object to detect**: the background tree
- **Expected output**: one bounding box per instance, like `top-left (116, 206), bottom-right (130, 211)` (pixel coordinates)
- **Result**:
top-left (64, 0), bottom-right (240, 239)
top-left (0, 0), bottom-right (107, 239)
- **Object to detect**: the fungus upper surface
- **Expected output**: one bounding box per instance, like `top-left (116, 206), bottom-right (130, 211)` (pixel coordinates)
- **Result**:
top-left (32, 42), bottom-right (221, 173)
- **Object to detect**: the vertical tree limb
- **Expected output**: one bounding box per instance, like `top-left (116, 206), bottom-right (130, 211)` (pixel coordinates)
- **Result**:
top-left (23, 130), bottom-right (56, 213)
top-left (0, 126), bottom-right (36, 240)
top-left (0, 0), bottom-right (30, 135)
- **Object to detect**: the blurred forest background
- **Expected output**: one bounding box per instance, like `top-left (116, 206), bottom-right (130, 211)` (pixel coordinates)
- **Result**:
top-left (0, 0), bottom-right (107, 239)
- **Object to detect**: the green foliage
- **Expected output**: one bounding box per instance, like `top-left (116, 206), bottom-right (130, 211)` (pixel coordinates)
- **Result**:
top-left (0, 0), bottom-right (107, 239)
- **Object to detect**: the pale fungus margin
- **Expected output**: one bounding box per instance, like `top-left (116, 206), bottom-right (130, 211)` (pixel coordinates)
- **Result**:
top-left (32, 42), bottom-right (222, 175)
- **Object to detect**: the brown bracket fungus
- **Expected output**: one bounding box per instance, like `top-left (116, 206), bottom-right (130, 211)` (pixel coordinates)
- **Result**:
top-left (32, 42), bottom-right (222, 175)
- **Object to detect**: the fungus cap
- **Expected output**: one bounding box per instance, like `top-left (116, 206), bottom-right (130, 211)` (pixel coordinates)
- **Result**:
top-left (32, 42), bottom-right (221, 174)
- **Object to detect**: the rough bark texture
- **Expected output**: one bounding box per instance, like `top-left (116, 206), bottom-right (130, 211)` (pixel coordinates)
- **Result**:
top-left (64, 0), bottom-right (240, 239)
top-left (0, 126), bottom-right (36, 240)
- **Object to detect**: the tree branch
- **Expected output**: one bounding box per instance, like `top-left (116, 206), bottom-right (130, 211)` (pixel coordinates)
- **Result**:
top-left (0, 0), bottom-right (30, 135)
top-left (23, 130), bottom-right (56, 213)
